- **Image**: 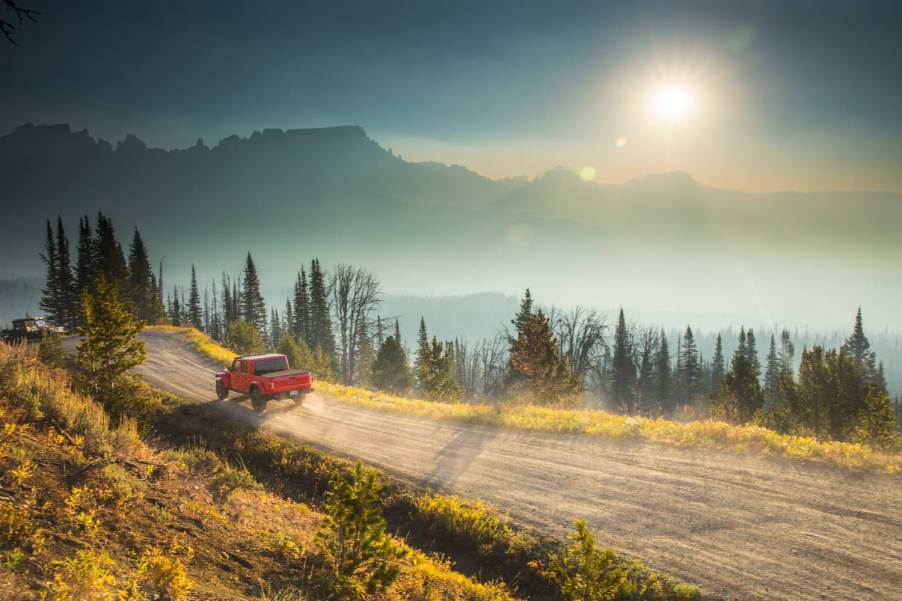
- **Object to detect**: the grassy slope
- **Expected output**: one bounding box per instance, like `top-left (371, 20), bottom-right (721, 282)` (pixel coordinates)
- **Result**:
top-left (0, 344), bottom-right (517, 600)
top-left (159, 326), bottom-right (901, 473)
top-left (143, 327), bottom-right (701, 600)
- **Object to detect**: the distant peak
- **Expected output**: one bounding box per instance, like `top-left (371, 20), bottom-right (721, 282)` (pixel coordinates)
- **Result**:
top-left (626, 171), bottom-right (699, 187)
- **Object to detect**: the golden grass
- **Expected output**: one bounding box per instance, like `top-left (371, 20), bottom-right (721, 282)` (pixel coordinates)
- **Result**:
top-left (156, 328), bottom-right (902, 474)
top-left (147, 325), bottom-right (237, 365)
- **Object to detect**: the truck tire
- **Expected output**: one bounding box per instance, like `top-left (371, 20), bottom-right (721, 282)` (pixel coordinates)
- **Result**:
top-left (250, 387), bottom-right (267, 413)
top-left (215, 380), bottom-right (229, 401)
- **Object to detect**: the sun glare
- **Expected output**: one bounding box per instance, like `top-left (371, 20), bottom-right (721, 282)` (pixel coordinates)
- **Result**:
top-left (651, 85), bottom-right (693, 121)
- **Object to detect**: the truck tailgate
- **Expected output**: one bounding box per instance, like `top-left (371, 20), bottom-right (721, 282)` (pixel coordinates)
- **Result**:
top-left (265, 370), bottom-right (313, 394)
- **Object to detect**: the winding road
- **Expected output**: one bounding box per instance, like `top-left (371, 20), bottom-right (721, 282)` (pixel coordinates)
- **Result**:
top-left (92, 331), bottom-right (902, 600)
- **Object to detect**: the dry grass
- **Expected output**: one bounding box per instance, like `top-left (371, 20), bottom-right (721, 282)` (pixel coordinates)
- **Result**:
top-left (162, 327), bottom-right (901, 473)
top-left (0, 340), bottom-right (524, 601)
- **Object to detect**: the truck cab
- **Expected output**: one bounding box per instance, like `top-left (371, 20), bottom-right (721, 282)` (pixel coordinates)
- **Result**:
top-left (215, 353), bottom-right (313, 413)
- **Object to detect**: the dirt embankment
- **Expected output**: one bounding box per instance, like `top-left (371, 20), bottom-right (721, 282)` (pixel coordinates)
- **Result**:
top-left (70, 331), bottom-right (902, 601)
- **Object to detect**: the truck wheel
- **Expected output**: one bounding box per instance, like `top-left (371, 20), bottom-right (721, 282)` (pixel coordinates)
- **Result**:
top-left (250, 387), bottom-right (267, 413)
top-left (215, 380), bottom-right (229, 401)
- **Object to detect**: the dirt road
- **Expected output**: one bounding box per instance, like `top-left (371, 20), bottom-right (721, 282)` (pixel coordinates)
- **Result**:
top-left (85, 331), bottom-right (902, 600)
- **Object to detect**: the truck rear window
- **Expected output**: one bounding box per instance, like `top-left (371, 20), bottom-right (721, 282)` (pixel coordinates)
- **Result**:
top-left (253, 357), bottom-right (289, 375)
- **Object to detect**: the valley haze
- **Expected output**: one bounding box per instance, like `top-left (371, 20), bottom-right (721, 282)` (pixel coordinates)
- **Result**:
top-left (1, 122), bottom-right (899, 332)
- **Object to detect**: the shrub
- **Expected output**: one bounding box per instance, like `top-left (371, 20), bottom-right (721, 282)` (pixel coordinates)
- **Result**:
top-left (136, 542), bottom-right (194, 601)
top-left (315, 462), bottom-right (406, 599)
top-left (413, 495), bottom-right (533, 558)
top-left (45, 549), bottom-right (118, 601)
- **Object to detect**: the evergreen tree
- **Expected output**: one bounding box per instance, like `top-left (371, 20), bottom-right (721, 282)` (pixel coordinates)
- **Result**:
top-left (75, 214), bottom-right (94, 298)
top-left (636, 333), bottom-right (657, 416)
top-left (292, 268), bottom-right (310, 342)
top-left (512, 288), bottom-right (534, 335)
top-left (55, 217), bottom-right (76, 330)
top-left (763, 334), bottom-right (782, 415)
top-left (841, 308), bottom-right (881, 391)
top-left (393, 319), bottom-right (402, 346)
top-left (680, 326), bottom-right (703, 401)
top-left (415, 317), bottom-right (431, 389)
top-left (187, 265), bottom-right (202, 330)
top-left (509, 310), bottom-right (573, 404)
top-left (372, 335), bottom-right (412, 395)
top-left (39, 220), bottom-right (61, 325)
top-left (743, 329), bottom-right (761, 380)
top-left (711, 333), bottom-right (725, 390)
top-left (308, 259), bottom-right (335, 358)
top-left (284, 298), bottom-right (294, 341)
top-left (374, 316), bottom-right (385, 350)
top-left (355, 326), bottom-right (376, 388)
top-left (654, 330), bottom-right (673, 415)
top-left (712, 345), bottom-right (763, 424)
top-left (93, 212), bottom-right (128, 290)
top-left (853, 389), bottom-right (898, 449)
top-left (316, 463), bottom-right (405, 598)
top-left (610, 309), bottom-right (635, 413)
top-left (779, 329), bottom-right (795, 375)
top-left (170, 286), bottom-right (182, 326)
top-left (75, 276), bottom-right (146, 410)
top-left (126, 228), bottom-right (163, 324)
top-left (241, 253), bottom-right (267, 333)
top-left (544, 520), bottom-right (626, 601)
top-left (269, 307), bottom-right (283, 349)
top-left (422, 337), bottom-right (463, 401)
top-left (226, 319), bottom-right (265, 355)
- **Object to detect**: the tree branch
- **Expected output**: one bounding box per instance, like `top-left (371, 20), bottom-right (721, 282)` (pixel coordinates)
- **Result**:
top-left (1, 0), bottom-right (40, 46)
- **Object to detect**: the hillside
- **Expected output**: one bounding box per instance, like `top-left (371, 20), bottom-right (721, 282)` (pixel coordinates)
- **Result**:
top-left (72, 328), bottom-right (901, 601)
top-left (2, 123), bottom-right (901, 328)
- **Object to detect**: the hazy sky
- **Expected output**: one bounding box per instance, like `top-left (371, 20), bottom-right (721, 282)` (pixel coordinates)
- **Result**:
top-left (2, 0), bottom-right (901, 192)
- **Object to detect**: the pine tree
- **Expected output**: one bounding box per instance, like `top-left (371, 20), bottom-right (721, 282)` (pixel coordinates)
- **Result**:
top-left (744, 329), bottom-right (761, 380)
top-left (316, 463), bottom-right (404, 597)
top-left (414, 317), bottom-right (431, 389)
top-left (509, 310), bottom-right (573, 404)
top-left (292, 268), bottom-right (310, 342)
top-left (841, 308), bottom-right (881, 391)
top-left (75, 276), bottom-right (146, 410)
top-left (544, 520), bottom-right (624, 601)
top-left (93, 213), bottom-right (129, 290)
top-left (374, 316), bottom-right (385, 350)
top-left (55, 217), bottom-right (76, 330)
top-left (853, 389), bottom-right (898, 449)
top-left (393, 318), bottom-right (402, 346)
top-left (269, 307), bottom-right (283, 349)
top-left (680, 326), bottom-right (703, 401)
top-left (711, 333), bottom-right (725, 390)
top-left (240, 253), bottom-right (267, 333)
top-left (39, 220), bottom-right (61, 325)
top-left (372, 335), bottom-right (412, 395)
top-left (512, 288), bottom-right (533, 336)
top-left (712, 345), bottom-right (763, 424)
top-left (126, 228), bottom-right (163, 324)
top-left (187, 265), bottom-right (203, 330)
top-left (308, 259), bottom-right (335, 358)
top-left (763, 334), bottom-right (782, 415)
top-left (779, 329), bottom-right (795, 375)
top-left (610, 309), bottom-right (635, 413)
top-left (170, 286), bottom-right (182, 326)
top-left (355, 326), bottom-right (377, 388)
top-left (75, 215), bottom-right (94, 298)
top-left (654, 330), bottom-right (673, 415)
top-left (421, 337), bottom-right (464, 401)
top-left (636, 334), bottom-right (657, 416)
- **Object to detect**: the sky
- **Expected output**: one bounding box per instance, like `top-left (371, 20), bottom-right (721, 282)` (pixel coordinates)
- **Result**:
top-left (2, 0), bottom-right (902, 192)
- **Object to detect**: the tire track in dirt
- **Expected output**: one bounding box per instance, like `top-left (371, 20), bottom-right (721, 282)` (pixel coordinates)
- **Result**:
top-left (68, 331), bottom-right (902, 600)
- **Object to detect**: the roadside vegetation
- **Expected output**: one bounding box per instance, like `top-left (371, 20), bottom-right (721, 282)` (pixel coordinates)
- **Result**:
top-left (163, 325), bottom-right (901, 473)
top-left (15, 268), bottom-right (700, 599)
top-left (0, 343), bottom-right (524, 600)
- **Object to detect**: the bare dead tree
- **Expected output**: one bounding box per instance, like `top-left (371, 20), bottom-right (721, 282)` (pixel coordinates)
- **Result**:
top-left (1, 0), bottom-right (39, 46)
top-left (329, 265), bottom-right (381, 385)
top-left (552, 306), bottom-right (607, 388)
top-left (477, 333), bottom-right (508, 398)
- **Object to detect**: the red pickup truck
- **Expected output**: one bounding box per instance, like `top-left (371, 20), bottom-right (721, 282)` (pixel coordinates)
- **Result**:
top-left (215, 354), bottom-right (313, 413)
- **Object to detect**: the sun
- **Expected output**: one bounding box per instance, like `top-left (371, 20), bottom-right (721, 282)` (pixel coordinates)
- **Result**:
top-left (650, 85), bottom-right (693, 121)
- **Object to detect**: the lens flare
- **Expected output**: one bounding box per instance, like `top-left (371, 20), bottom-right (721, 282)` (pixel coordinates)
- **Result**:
top-left (615, 136), bottom-right (628, 149)
top-left (579, 165), bottom-right (597, 181)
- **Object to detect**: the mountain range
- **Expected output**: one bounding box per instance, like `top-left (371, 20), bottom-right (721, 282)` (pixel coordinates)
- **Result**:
top-left (1, 122), bottom-right (900, 329)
